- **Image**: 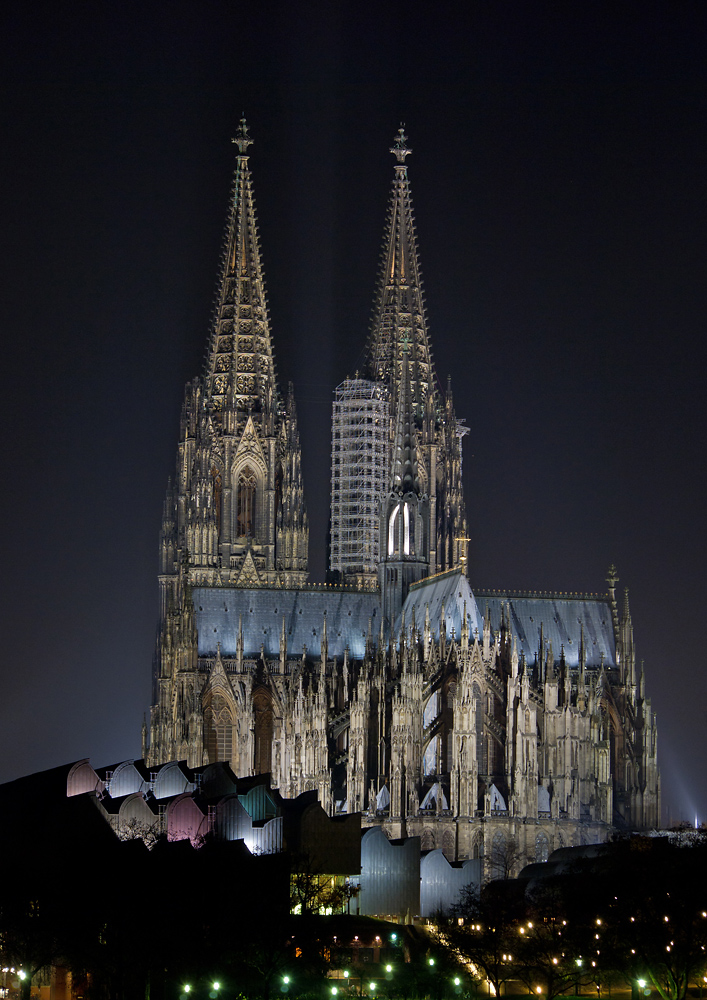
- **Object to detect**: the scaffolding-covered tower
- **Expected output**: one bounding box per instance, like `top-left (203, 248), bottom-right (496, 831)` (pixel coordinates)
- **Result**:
top-left (330, 378), bottom-right (390, 588)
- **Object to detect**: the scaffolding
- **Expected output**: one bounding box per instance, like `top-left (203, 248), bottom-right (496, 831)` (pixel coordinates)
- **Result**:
top-left (330, 378), bottom-right (390, 586)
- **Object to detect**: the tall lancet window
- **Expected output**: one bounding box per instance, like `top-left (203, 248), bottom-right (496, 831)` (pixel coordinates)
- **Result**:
top-left (211, 466), bottom-right (222, 531)
top-left (237, 466), bottom-right (257, 538)
top-left (388, 505), bottom-right (400, 556)
top-left (205, 693), bottom-right (233, 765)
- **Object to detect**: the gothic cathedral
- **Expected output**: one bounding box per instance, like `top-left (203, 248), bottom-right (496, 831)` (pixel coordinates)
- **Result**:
top-left (145, 122), bottom-right (660, 863)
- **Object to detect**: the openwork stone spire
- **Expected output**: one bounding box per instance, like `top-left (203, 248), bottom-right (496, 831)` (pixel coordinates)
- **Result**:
top-left (390, 342), bottom-right (419, 495)
top-left (366, 125), bottom-right (435, 408)
top-left (205, 118), bottom-right (277, 410)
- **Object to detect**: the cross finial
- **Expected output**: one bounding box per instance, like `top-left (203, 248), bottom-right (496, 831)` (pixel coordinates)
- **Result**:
top-left (232, 116), bottom-right (253, 155)
top-left (390, 123), bottom-right (412, 163)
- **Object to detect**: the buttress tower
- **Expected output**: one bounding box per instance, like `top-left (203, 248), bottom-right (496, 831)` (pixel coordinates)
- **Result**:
top-left (149, 120), bottom-right (308, 768)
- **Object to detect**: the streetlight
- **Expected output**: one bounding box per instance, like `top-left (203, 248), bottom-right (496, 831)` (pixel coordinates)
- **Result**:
top-left (429, 958), bottom-right (436, 967)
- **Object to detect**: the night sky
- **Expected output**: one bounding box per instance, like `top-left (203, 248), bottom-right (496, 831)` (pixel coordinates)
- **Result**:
top-left (1, 3), bottom-right (705, 825)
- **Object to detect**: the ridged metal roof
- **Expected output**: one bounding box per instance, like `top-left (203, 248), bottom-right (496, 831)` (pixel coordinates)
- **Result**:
top-left (474, 591), bottom-right (615, 669)
top-left (193, 586), bottom-right (381, 660)
top-left (400, 571), bottom-right (484, 639)
top-left (193, 575), bottom-right (615, 669)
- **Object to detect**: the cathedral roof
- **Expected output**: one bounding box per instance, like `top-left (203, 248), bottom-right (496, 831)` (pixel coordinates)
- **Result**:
top-left (193, 586), bottom-right (380, 660)
top-left (400, 571), bottom-right (484, 640)
top-left (475, 590), bottom-right (616, 669)
top-left (401, 572), bottom-right (615, 668)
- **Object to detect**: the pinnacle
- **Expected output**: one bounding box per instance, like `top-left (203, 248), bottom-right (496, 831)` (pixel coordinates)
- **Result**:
top-left (232, 115), bottom-right (253, 155)
top-left (390, 123), bottom-right (412, 163)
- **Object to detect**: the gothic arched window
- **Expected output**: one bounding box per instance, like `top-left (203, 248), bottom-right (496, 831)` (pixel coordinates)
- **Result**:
top-left (388, 505), bottom-right (400, 556)
top-left (473, 682), bottom-right (487, 777)
top-left (253, 687), bottom-right (274, 775)
top-left (211, 466), bottom-right (222, 531)
top-left (535, 831), bottom-right (550, 863)
top-left (205, 693), bottom-right (233, 765)
top-left (236, 466), bottom-right (257, 538)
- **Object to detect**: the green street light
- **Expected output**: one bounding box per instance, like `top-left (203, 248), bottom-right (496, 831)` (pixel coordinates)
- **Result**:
top-left (386, 965), bottom-right (393, 973)
top-left (283, 976), bottom-right (290, 985)
top-left (429, 958), bottom-right (436, 967)
top-left (638, 980), bottom-right (647, 990)
top-left (369, 985), bottom-right (377, 993)
top-left (331, 988), bottom-right (338, 996)
top-left (344, 971), bottom-right (350, 979)
top-left (454, 978), bottom-right (461, 986)
top-left (213, 984), bottom-right (221, 992)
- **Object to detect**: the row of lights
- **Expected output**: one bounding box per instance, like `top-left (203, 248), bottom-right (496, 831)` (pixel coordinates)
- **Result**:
top-left (180, 983), bottom-right (220, 998)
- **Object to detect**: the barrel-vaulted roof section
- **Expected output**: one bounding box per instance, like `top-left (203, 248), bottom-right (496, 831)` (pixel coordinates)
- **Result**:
top-left (400, 571), bottom-right (484, 640)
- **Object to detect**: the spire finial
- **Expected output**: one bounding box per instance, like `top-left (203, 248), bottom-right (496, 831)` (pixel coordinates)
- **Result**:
top-left (233, 115), bottom-right (253, 155)
top-left (390, 123), bottom-right (412, 163)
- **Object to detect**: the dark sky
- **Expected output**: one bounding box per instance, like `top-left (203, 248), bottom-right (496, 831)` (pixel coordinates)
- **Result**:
top-left (1, 2), bottom-right (705, 825)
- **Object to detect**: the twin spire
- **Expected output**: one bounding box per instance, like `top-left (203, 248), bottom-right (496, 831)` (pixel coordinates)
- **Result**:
top-left (206, 118), bottom-right (434, 422)
top-left (366, 123), bottom-right (435, 411)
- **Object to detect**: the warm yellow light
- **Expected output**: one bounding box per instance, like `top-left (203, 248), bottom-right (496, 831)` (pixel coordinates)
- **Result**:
top-left (536, 988), bottom-right (542, 994)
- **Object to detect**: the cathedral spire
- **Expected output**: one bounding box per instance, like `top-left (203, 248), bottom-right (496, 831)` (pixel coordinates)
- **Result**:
top-left (366, 125), bottom-right (435, 408)
top-left (205, 118), bottom-right (278, 411)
